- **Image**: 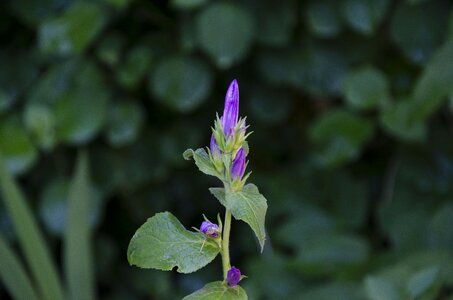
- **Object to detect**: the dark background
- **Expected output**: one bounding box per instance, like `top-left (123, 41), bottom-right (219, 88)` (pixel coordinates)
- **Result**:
top-left (1, 0), bottom-right (453, 299)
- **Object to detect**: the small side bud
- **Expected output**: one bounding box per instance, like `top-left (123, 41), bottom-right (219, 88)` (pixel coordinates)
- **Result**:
top-left (226, 266), bottom-right (242, 287)
top-left (200, 221), bottom-right (220, 238)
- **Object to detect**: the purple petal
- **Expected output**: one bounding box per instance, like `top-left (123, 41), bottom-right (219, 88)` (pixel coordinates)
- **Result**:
top-left (226, 266), bottom-right (241, 287)
top-left (222, 80), bottom-right (239, 137)
top-left (210, 134), bottom-right (221, 158)
top-left (200, 221), bottom-right (219, 238)
top-left (231, 148), bottom-right (246, 180)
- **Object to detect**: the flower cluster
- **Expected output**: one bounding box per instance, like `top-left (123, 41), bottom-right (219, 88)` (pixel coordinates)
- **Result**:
top-left (209, 80), bottom-right (251, 191)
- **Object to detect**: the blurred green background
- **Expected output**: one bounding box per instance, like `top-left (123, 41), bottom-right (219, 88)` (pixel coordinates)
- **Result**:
top-left (1, 0), bottom-right (453, 299)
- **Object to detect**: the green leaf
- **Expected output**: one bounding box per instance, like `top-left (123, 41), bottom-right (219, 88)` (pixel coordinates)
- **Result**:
top-left (183, 281), bottom-right (247, 300)
top-left (0, 154), bottom-right (65, 300)
top-left (23, 103), bottom-right (56, 151)
top-left (150, 55), bottom-right (213, 113)
top-left (127, 212), bottom-right (220, 273)
top-left (117, 46), bottom-right (153, 89)
top-left (106, 101), bottom-right (145, 147)
top-left (309, 109), bottom-right (374, 168)
top-left (406, 266), bottom-right (439, 299)
top-left (183, 148), bottom-right (220, 178)
top-left (0, 233), bottom-right (39, 300)
top-left (306, 0), bottom-right (342, 38)
top-left (39, 2), bottom-right (109, 56)
top-left (342, 66), bottom-right (390, 110)
top-left (342, 0), bottom-right (390, 35)
top-left (196, 2), bottom-right (254, 69)
top-left (210, 184), bottom-right (267, 252)
top-left (171, 0), bottom-right (207, 10)
top-left (0, 116), bottom-right (38, 175)
top-left (364, 276), bottom-right (401, 300)
top-left (428, 203), bottom-right (453, 250)
top-left (64, 152), bottom-right (95, 300)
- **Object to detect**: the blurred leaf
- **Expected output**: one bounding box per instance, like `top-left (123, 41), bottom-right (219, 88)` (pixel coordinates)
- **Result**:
top-left (183, 281), bottom-right (247, 300)
top-left (171, 0), bottom-right (207, 10)
top-left (64, 152), bottom-right (95, 300)
top-left (306, 0), bottom-right (342, 38)
top-left (300, 282), bottom-right (363, 300)
top-left (117, 46), bottom-right (153, 89)
top-left (184, 148), bottom-right (221, 178)
top-left (0, 154), bottom-right (65, 300)
top-left (9, 0), bottom-right (73, 25)
top-left (342, 66), bottom-right (390, 110)
top-left (127, 212), bottom-right (220, 273)
top-left (251, 0), bottom-right (297, 47)
top-left (295, 233), bottom-right (369, 275)
top-left (364, 276), bottom-right (402, 300)
top-left (0, 233), bottom-right (39, 300)
top-left (428, 203), bottom-right (453, 250)
top-left (406, 266), bottom-right (439, 299)
top-left (247, 87), bottom-right (292, 125)
top-left (23, 103), bottom-right (56, 151)
top-left (197, 2), bottom-right (254, 69)
top-left (150, 55), bottom-right (213, 112)
top-left (39, 2), bottom-right (109, 56)
top-left (411, 39), bottom-right (453, 122)
top-left (309, 110), bottom-right (374, 168)
top-left (210, 184), bottom-right (268, 252)
top-left (0, 116), bottom-right (37, 175)
top-left (342, 0), bottom-right (390, 35)
top-left (102, 0), bottom-right (130, 9)
top-left (380, 98), bottom-right (426, 142)
top-left (106, 101), bottom-right (145, 147)
top-left (390, 1), bottom-right (449, 64)
top-left (96, 33), bottom-right (124, 67)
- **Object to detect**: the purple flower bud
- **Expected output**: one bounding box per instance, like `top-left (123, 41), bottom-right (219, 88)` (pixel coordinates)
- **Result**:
top-left (226, 266), bottom-right (241, 287)
top-left (210, 134), bottom-right (221, 158)
top-left (222, 80), bottom-right (239, 137)
top-left (231, 148), bottom-right (246, 180)
top-left (200, 221), bottom-right (220, 238)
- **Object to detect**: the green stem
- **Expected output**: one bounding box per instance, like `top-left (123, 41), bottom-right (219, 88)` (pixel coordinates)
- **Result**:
top-left (221, 209), bottom-right (232, 280)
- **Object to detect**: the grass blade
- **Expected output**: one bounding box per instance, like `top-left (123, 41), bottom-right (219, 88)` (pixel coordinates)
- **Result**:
top-left (0, 233), bottom-right (39, 300)
top-left (64, 151), bottom-right (95, 300)
top-left (0, 154), bottom-right (65, 300)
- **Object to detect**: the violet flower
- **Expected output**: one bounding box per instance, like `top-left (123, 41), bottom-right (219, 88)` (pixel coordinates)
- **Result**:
top-left (226, 266), bottom-right (241, 287)
top-left (231, 148), bottom-right (246, 180)
top-left (222, 80), bottom-right (239, 137)
top-left (200, 221), bottom-right (220, 238)
top-left (210, 134), bottom-right (221, 159)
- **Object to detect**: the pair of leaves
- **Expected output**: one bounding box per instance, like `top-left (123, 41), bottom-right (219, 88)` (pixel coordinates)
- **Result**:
top-left (184, 147), bottom-right (268, 252)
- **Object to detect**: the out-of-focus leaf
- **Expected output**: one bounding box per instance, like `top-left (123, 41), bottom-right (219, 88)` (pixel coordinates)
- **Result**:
top-left (295, 233), bottom-right (369, 275)
top-left (0, 233), bottom-right (39, 300)
top-left (364, 276), bottom-right (401, 300)
top-left (39, 2), bottom-right (109, 56)
top-left (309, 110), bottom-right (374, 168)
top-left (380, 98), bottom-right (426, 142)
top-left (183, 281), bottom-right (247, 300)
top-left (106, 101), bottom-right (145, 147)
top-left (171, 0), bottom-right (206, 10)
top-left (428, 203), bottom-right (453, 250)
top-left (251, 0), bottom-right (296, 47)
top-left (210, 184), bottom-right (268, 252)
top-left (390, 1), bottom-right (449, 65)
top-left (150, 56), bottom-right (212, 112)
top-left (248, 87), bottom-right (292, 125)
top-left (64, 152), bottom-right (95, 300)
top-left (342, 0), bottom-right (390, 35)
top-left (9, 0), bottom-right (73, 25)
top-left (23, 103), bottom-right (56, 151)
top-left (411, 39), bottom-right (453, 122)
top-left (306, 0), bottom-right (341, 38)
top-left (342, 66), bottom-right (390, 110)
top-left (0, 116), bottom-right (37, 175)
top-left (406, 266), bottom-right (439, 299)
top-left (300, 283), bottom-right (363, 300)
top-left (127, 212), bottom-right (220, 273)
top-left (0, 154), bottom-right (65, 300)
top-left (96, 33), bottom-right (124, 67)
top-left (196, 2), bottom-right (254, 69)
top-left (102, 0), bottom-right (130, 9)
top-left (117, 46), bottom-right (153, 89)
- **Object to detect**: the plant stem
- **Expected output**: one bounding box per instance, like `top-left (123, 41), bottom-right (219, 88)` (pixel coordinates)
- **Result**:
top-left (221, 209), bottom-right (232, 280)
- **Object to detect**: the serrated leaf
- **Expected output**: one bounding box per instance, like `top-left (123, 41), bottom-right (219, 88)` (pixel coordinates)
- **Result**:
top-left (183, 281), bottom-right (247, 300)
top-left (210, 184), bottom-right (267, 252)
top-left (127, 212), bottom-right (220, 273)
top-left (406, 266), bottom-right (439, 298)
top-left (183, 148), bottom-right (221, 178)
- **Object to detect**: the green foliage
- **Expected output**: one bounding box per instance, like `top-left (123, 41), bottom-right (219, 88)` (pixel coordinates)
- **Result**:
top-left (127, 212), bottom-right (220, 273)
top-left (1, 0), bottom-right (453, 298)
top-left (183, 281), bottom-right (247, 300)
